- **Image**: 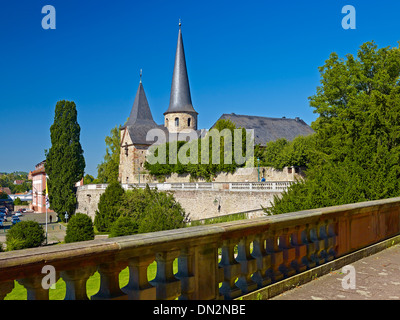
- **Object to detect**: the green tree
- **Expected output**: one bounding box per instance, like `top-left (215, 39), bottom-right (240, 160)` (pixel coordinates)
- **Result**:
top-left (83, 174), bottom-right (95, 185)
top-left (65, 213), bottom-right (95, 243)
top-left (96, 125), bottom-right (120, 183)
top-left (267, 41), bottom-right (400, 215)
top-left (45, 100), bottom-right (85, 221)
top-left (94, 181), bottom-right (125, 232)
top-left (108, 185), bottom-right (186, 236)
top-left (144, 119), bottom-right (250, 181)
top-left (6, 221), bottom-right (45, 251)
top-left (137, 188), bottom-right (186, 233)
top-left (109, 216), bottom-right (138, 238)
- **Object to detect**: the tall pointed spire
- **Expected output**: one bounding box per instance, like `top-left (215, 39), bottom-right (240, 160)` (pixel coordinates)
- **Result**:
top-left (164, 21), bottom-right (197, 115)
top-left (123, 74), bottom-right (156, 128)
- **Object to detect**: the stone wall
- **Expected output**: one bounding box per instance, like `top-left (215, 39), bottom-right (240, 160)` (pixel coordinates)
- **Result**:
top-left (76, 187), bottom-right (280, 222)
top-left (171, 189), bottom-right (276, 221)
top-left (76, 189), bottom-right (105, 221)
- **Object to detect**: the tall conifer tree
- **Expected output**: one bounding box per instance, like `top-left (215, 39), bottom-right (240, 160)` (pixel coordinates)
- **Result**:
top-left (46, 100), bottom-right (85, 220)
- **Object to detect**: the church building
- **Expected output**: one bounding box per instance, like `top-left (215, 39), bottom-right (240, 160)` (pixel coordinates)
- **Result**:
top-left (118, 22), bottom-right (314, 183)
top-left (119, 22), bottom-right (199, 183)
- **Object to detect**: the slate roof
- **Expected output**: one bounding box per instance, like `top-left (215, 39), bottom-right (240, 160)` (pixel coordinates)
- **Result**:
top-left (121, 81), bottom-right (161, 145)
top-left (122, 82), bottom-right (156, 129)
top-left (164, 24), bottom-right (197, 115)
top-left (213, 113), bottom-right (315, 146)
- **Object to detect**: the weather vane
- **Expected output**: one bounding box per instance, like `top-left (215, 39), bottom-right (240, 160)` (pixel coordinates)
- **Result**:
top-left (140, 69), bottom-right (142, 83)
top-left (179, 19), bottom-right (181, 27)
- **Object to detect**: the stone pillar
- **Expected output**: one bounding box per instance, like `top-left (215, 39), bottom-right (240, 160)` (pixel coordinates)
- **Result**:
top-left (122, 255), bottom-right (156, 300)
top-left (91, 261), bottom-right (127, 300)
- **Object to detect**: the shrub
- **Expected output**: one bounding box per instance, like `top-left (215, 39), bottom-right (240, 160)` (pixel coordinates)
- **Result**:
top-left (109, 216), bottom-right (138, 238)
top-left (6, 221), bottom-right (45, 251)
top-left (65, 213), bottom-right (95, 243)
top-left (94, 181), bottom-right (125, 232)
top-left (137, 188), bottom-right (186, 233)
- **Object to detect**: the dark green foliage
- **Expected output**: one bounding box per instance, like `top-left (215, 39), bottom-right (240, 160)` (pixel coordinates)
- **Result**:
top-left (64, 213), bottom-right (95, 243)
top-left (0, 172), bottom-right (31, 194)
top-left (256, 135), bottom-right (315, 170)
top-left (0, 192), bottom-right (8, 200)
top-left (94, 181), bottom-right (125, 232)
top-left (83, 174), bottom-right (95, 185)
top-left (96, 125), bottom-right (120, 183)
top-left (106, 185), bottom-right (186, 237)
top-left (267, 41), bottom-right (400, 215)
top-left (145, 119), bottom-right (250, 181)
top-left (137, 188), bottom-right (186, 233)
top-left (109, 216), bottom-right (138, 238)
top-left (45, 100), bottom-right (85, 221)
top-left (13, 197), bottom-right (28, 205)
top-left (6, 221), bottom-right (45, 251)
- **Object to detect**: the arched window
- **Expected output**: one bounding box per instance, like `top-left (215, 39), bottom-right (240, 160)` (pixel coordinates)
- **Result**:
top-left (187, 118), bottom-right (191, 127)
top-left (166, 118), bottom-right (169, 127)
top-left (175, 117), bottom-right (179, 127)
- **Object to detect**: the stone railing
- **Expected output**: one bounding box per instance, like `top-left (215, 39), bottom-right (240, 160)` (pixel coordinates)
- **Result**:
top-left (1, 197), bottom-right (399, 300)
top-left (78, 181), bottom-right (293, 193)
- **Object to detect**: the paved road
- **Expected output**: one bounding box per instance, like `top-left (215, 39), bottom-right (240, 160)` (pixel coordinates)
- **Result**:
top-left (272, 244), bottom-right (400, 300)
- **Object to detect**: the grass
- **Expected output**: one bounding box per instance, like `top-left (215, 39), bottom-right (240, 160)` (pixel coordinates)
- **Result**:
top-left (4, 260), bottom-right (167, 300)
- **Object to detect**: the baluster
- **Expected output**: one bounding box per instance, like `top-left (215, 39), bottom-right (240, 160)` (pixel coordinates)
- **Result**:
top-left (122, 255), bottom-right (156, 300)
top-left (325, 219), bottom-right (338, 261)
top-left (303, 224), bottom-right (318, 268)
top-left (278, 229), bottom-right (296, 277)
top-left (265, 231), bottom-right (284, 282)
top-left (150, 251), bottom-right (181, 300)
top-left (290, 226), bottom-right (307, 273)
top-left (0, 280), bottom-right (14, 300)
top-left (61, 266), bottom-right (96, 300)
top-left (219, 239), bottom-right (241, 299)
top-left (318, 220), bottom-right (336, 262)
top-left (251, 234), bottom-right (271, 288)
top-left (17, 274), bottom-right (58, 300)
top-left (235, 237), bottom-right (258, 294)
top-left (175, 247), bottom-right (195, 300)
top-left (91, 261), bottom-right (127, 300)
top-left (316, 222), bottom-right (329, 264)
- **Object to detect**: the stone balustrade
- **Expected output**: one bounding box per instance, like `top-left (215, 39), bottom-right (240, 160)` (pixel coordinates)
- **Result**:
top-left (0, 197), bottom-right (399, 300)
top-left (78, 181), bottom-right (293, 193)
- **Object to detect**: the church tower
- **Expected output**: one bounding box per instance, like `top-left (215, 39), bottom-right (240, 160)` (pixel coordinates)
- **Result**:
top-left (164, 21), bottom-right (198, 133)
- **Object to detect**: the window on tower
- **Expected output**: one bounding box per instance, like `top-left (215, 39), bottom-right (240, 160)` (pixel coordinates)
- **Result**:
top-left (175, 117), bottom-right (179, 127)
top-left (188, 118), bottom-right (191, 127)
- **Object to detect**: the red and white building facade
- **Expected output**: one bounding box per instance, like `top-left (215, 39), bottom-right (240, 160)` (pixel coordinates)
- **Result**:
top-left (28, 161), bottom-right (50, 213)
top-left (28, 160), bottom-right (84, 213)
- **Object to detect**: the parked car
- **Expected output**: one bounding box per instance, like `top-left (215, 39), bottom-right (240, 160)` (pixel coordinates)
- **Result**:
top-left (11, 216), bottom-right (20, 225)
top-left (14, 212), bottom-right (22, 217)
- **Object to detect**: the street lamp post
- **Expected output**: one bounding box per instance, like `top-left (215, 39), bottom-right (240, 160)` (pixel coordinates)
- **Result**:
top-left (257, 158), bottom-right (260, 182)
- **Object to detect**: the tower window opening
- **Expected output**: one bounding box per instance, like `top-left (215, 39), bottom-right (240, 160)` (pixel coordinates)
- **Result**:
top-left (175, 117), bottom-right (179, 127)
top-left (188, 118), bottom-right (191, 127)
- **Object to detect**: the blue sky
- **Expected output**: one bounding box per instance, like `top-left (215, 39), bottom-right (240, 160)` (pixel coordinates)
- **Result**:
top-left (1, 0), bottom-right (400, 176)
